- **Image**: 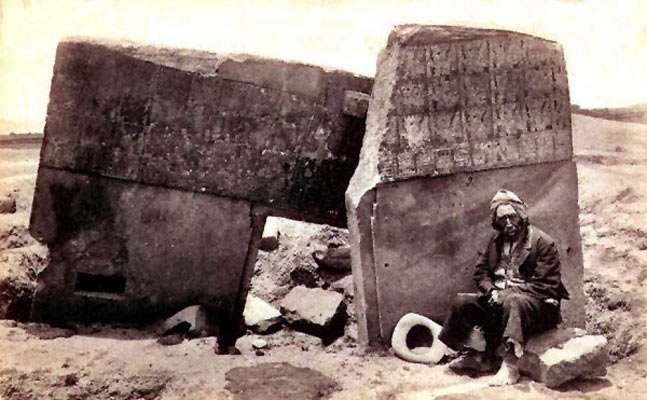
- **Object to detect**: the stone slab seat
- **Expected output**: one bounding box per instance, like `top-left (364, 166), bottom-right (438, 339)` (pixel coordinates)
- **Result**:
top-left (518, 327), bottom-right (608, 388)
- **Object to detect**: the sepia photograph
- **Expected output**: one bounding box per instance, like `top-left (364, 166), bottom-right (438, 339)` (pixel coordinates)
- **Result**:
top-left (1, 0), bottom-right (646, 398)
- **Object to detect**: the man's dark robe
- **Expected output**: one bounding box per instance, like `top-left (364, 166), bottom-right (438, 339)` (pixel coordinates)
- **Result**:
top-left (438, 225), bottom-right (569, 354)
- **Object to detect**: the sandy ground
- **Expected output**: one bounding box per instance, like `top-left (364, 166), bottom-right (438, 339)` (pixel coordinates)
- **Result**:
top-left (1, 113), bottom-right (647, 399)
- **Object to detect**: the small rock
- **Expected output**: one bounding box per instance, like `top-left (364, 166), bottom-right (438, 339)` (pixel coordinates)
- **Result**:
top-left (606, 293), bottom-right (630, 311)
top-left (312, 245), bottom-right (351, 271)
top-left (280, 286), bottom-right (347, 341)
top-left (518, 328), bottom-right (608, 388)
top-left (157, 333), bottom-right (184, 346)
top-left (331, 275), bottom-right (354, 298)
top-left (24, 323), bottom-right (75, 340)
top-left (0, 195), bottom-right (16, 214)
top-left (243, 295), bottom-right (282, 334)
top-left (252, 338), bottom-right (268, 349)
top-left (255, 350), bottom-right (265, 356)
top-left (162, 305), bottom-right (218, 338)
top-left (259, 218), bottom-right (281, 251)
top-left (235, 334), bottom-right (264, 355)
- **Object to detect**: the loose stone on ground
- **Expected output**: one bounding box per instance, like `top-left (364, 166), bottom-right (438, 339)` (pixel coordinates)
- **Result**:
top-left (518, 327), bottom-right (609, 388)
top-left (280, 286), bottom-right (347, 341)
top-left (243, 294), bottom-right (283, 334)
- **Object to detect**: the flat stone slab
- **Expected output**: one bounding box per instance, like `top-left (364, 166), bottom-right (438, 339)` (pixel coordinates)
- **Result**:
top-left (243, 295), bottom-right (283, 334)
top-left (280, 286), bottom-right (347, 338)
top-left (518, 328), bottom-right (608, 388)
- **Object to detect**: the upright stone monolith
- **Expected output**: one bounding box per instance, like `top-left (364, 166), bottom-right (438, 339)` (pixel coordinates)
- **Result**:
top-left (346, 25), bottom-right (584, 346)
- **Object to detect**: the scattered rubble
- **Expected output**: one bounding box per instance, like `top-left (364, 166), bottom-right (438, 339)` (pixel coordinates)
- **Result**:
top-left (243, 295), bottom-right (283, 334)
top-left (518, 328), bottom-right (608, 388)
top-left (280, 286), bottom-right (347, 342)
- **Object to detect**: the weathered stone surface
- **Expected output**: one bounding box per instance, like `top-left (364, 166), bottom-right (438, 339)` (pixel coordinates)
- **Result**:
top-left (243, 295), bottom-right (283, 334)
top-left (368, 25), bottom-right (571, 183)
top-left (30, 168), bottom-right (254, 325)
top-left (31, 38), bottom-right (371, 329)
top-left (280, 286), bottom-right (347, 338)
top-left (162, 305), bottom-right (219, 337)
top-left (39, 38), bottom-right (371, 226)
top-left (347, 25), bottom-right (583, 346)
top-left (518, 328), bottom-right (608, 388)
top-left (0, 195), bottom-right (16, 214)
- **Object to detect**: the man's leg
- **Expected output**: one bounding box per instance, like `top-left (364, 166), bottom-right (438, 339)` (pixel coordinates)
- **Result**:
top-left (489, 292), bottom-right (560, 386)
top-left (439, 293), bottom-right (500, 372)
top-left (438, 293), bottom-right (492, 351)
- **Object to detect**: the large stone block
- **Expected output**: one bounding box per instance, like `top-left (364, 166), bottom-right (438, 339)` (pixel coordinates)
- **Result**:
top-left (30, 167), bottom-right (255, 326)
top-left (31, 39), bottom-right (371, 327)
top-left (346, 25), bottom-right (583, 347)
top-left (518, 328), bottom-right (608, 388)
top-left (40, 38), bottom-right (371, 226)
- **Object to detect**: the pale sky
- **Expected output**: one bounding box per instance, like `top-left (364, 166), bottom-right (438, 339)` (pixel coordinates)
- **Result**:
top-left (1, 0), bottom-right (646, 133)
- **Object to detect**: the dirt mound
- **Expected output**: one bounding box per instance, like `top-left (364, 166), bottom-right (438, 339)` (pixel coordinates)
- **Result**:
top-left (584, 275), bottom-right (641, 363)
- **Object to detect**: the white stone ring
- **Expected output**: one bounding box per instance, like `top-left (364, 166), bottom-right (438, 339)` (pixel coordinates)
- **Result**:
top-left (391, 312), bottom-right (450, 364)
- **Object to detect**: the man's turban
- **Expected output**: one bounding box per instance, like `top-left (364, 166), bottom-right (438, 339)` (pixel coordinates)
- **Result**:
top-left (490, 189), bottom-right (529, 226)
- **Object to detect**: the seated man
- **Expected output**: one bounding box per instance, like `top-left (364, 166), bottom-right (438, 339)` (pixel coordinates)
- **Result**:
top-left (438, 189), bottom-right (569, 386)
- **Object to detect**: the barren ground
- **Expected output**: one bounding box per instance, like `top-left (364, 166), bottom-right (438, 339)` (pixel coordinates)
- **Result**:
top-left (1, 113), bottom-right (647, 399)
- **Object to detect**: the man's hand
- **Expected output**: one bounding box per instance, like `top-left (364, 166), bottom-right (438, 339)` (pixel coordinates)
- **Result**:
top-left (488, 289), bottom-right (503, 306)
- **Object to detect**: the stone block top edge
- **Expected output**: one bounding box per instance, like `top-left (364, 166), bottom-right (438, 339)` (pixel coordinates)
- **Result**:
top-left (57, 37), bottom-right (372, 81)
top-left (387, 24), bottom-right (558, 47)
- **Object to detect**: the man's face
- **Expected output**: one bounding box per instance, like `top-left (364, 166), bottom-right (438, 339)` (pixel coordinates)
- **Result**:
top-left (495, 204), bottom-right (522, 238)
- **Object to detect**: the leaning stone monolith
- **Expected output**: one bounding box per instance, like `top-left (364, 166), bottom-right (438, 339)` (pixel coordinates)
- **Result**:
top-left (30, 38), bottom-right (371, 336)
